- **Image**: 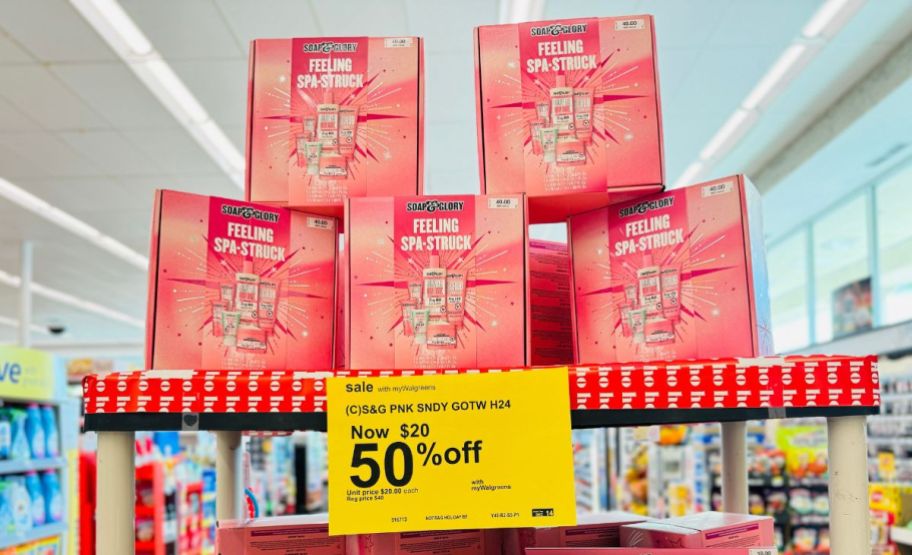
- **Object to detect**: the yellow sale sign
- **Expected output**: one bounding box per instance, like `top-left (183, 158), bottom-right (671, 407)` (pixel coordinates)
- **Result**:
top-left (327, 367), bottom-right (577, 535)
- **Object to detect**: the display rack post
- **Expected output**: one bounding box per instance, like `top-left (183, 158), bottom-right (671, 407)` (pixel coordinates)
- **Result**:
top-left (828, 415), bottom-right (871, 555)
top-left (720, 420), bottom-right (748, 513)
top-left (216, 430), bottom-right (244, 520)
top-left (96, 431), bottom-right (136, 555)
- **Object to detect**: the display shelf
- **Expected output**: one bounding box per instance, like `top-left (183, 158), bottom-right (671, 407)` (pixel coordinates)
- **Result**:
top-left (892, 525), bottom-right (912, 546)
top-left (89, 355), bottom-right (877, 555)
top-left (84, 404), bottom-right (877, 432)
top-left (0, 522), bottom-right (67, 550)
top-left (0, 456), bottom-right (66, 475)
top-left (82, 355), bottom-right (880, 432)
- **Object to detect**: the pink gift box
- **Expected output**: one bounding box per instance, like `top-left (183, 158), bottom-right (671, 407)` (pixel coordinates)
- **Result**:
top-left (146, 190), bottom-right (338, 370)
top-left (344, 195), bottom-right (530, 369)
top-left (474, 15), bottom-right (664, 223)
top-left (216, 514), bottom-right (345, 554)
top-left (347, 529), bottom-right (502, 554)
top-left (246, 37), bottom-right (424, 216)
top-left (569, 175), bottom-right (772, 363)
top-left (504, 511), bottom-right (648, 553)
top-left (619, 512), bottom-right (774, 548)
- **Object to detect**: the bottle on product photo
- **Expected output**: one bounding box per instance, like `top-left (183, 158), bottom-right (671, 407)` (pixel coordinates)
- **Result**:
top-left (422, 254), bottom-right (447, 320)
top-left (549, 74), bottom-right (574, 133)
top-left (637, 253), bottom-right (661, 316)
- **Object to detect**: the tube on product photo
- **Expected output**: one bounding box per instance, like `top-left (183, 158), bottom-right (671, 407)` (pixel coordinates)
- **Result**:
top-left (446, 271), bottom-right (465, 326)
top-left (339, 106), bottom-right (359, 158)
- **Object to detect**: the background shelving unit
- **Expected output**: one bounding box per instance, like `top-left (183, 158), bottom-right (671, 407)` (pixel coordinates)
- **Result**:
top-left (0, 346), bottom-right (79, 553)
top-left (84, 355), bottom-right (880, 555)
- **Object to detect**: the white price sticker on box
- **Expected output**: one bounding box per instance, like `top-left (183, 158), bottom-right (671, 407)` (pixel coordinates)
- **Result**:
top-left (488, 197), bottom-right (519, 209)
top-left (749, 549), bottom-right (778, 555)
top-left (307, 217), bottom-right (335, 230)
top-left (615, 19), bottom-right (645, 30)
top-left (702, 181), bottom-right (734, 197)
top-left (385, 37), bottom-right (414, 48)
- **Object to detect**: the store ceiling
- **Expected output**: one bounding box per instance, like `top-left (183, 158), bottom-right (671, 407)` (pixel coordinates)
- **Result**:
top-left (0, 0), bottom-right (909, 348)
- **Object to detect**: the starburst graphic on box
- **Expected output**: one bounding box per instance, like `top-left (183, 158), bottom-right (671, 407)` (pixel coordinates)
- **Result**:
top-left (164, 235), bottom-right (328, 360)
top-left (355, 232), bottom-right (515, 360)
top-left (581, 222), bottom-right (736, 354)
top-left (491, 53), bottom-right (647, 165)
top-left (261, 71), bottom-right (406, 191)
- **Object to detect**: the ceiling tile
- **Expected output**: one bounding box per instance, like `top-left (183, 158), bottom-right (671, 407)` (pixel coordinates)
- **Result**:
top-left (57, 130), bottom-right (161, 175)
top-left (121, 128), bottom-right (224, 175)
top-left (0, 0), bottom-right (117, 62)
top-left (0, 30), bottom-right (33, 62)
top-left (50, 63), bottom-right (177, 130)
top-left (120, 0), bottom-right (244, 59)
top-left (310, 0), bottom-right (409, 36)
top-left (215, 0), bottom-right (322, 43)
top-left (117, 173), bottom-right (240, 202)
top-left (0, 65), bottom-right (109, 130)
top-left (0, 131), bottom-right (101, 177)
top-left (170, 59), bottom-right (248, 125)
top-left (0, 96), bottom-right (39, 131)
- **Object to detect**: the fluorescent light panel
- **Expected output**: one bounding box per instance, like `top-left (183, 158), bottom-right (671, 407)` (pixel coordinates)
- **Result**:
top-left (70, 0), bottom-right (244, 188)
top-left (0, 177), bottom-right (148, 270)
top-left (0, 269), bottom-right (143, 328)
top-left (699, 109), bottom-right (758, 161)
top-left (803, 0), bottom-right (866, 39)
top-left (741, 43), bottom-right (810, 111)
top-left (673, 0), bottom-right (866, 186)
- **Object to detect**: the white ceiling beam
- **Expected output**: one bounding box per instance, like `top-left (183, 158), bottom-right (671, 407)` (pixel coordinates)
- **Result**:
top-left (751, 29), bottom-right (912, 193)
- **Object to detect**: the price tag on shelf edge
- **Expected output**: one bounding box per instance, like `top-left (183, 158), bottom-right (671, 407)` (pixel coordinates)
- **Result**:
top-left (326, 367), bottom-right (577, 535)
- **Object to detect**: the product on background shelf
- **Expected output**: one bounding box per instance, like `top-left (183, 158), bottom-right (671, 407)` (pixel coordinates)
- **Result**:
top-left (503, 511), bottom-right (647, 552)
top-left (569, 174), bottom-right (771, 363)
top-left (474, 15), bottom-right (664, 223)
top-left (146, 190), bottom-right (338, 370)
top-left (40, 406), bottom-right (58, 459)
top-left (4, 408), bottom-right (28, 460)
top-left (529, 239), bottom-right (573, 366)
top-left (619, 512), bottom-right (774, 548)
top-left (24, 404), bottom-right (45, 460)
top-left (350, 529), bottom-right (503, 554)
top-left (24, 471), bottom-right (45, 527)
top-left (870, 482), bottom-right (912, 554)
top-left (247, 37), bottom-right (424, 215)
top-left (41, 471), bottom-right (62, 524)
top-left (345, 195), bottom-right (529, 369)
